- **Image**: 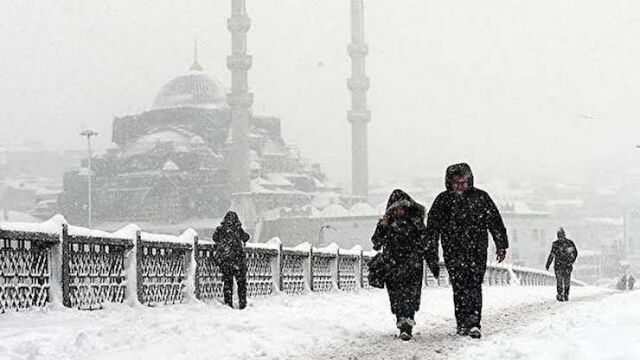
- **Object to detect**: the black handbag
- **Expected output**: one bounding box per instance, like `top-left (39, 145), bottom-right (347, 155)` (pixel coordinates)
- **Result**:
top-left (367, 252), bottom-right (388, 289)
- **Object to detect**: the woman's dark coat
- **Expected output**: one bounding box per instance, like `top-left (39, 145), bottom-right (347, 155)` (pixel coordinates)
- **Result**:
top-left (212, 211), bottom-right (250, 273)
top-left (371, 189), bottom-right (428, 315)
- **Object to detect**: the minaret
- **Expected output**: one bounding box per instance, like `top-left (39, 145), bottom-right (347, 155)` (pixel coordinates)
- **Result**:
top-left (348, 0), bottom-right (370, 199)
top-left (227, 0), bottom-right (253, 193)
top-left (190, 39), bottom-right (203, 72)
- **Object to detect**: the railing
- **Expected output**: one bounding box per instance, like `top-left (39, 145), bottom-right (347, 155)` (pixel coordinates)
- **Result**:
top-left (0, 227), bottom-right (58, 312)
top-left (0, 215), bottom-right (584, 313)
top-left (63, 224), bottom-right (132, 309)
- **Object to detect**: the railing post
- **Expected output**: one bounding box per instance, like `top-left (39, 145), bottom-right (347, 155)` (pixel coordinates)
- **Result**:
top-left (271, 242), bottom-right (283, 293)
top-left (61, 223), bottom-right (71, 308)
top-left (333, 248), bottom-right (340, 290)
top-left (136, 231), bottom-right (144, 306)
top-left (306, 246), bottom-right (314, 292)
top-left (47, 223), bottom-right (65, 308)
top-left (357, 249), bottom-right (364, 289)
top-left (183, 233), bottom-right (197, 302)
top-left (194, 235), bottom-right (201, 300)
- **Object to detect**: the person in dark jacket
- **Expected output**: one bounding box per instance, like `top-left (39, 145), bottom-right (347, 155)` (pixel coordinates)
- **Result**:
top-left (628, 274), bottom-right (636, 290)
top-left (618, 274), bottom-right (628, 290)
top-left (371, 189), bottom-right (439, 341)
top-left (425, 163), bottom-right (509, 339)
top-left (545, 227), bottom-right (578, 302)
top-left (212, 211), bottom-right (250, 309)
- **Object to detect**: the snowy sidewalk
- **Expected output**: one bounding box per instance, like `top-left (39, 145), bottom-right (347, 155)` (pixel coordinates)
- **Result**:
top-left (0, 286), bottom-right (615, 360)
top-left (455, 289), bottom-right (640, 360)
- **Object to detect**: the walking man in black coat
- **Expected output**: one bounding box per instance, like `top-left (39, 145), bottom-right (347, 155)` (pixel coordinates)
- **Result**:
top-left (212, 211), bottom-right (250, 309)
top-left (546, 227), bottom-right (578, 302)
top-left (425, 163), bottom-right (509, 339)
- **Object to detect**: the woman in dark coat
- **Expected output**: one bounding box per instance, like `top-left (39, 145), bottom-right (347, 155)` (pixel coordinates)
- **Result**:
top-left (371, 189), bottom-right (435, 341)
top-left (212, 211), bottom-right (250, 309)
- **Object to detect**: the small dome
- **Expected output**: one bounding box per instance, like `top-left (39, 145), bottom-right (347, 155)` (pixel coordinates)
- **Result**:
top-left (151, 71), bottom-right (227, 110)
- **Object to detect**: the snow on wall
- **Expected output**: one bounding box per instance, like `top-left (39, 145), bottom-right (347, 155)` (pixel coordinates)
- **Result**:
top-left (314, 242), bottom-right (339, 254)
top-left (340, 245), bottom-right (363, 256)
top-left (68, 224), bottom-right (132, 239)
top-left (0, 214), bottom-right (66, 235)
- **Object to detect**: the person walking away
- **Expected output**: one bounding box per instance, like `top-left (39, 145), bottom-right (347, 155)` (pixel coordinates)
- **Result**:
top-left (545, 227), bottom-right (578, 302)
top-left (628, 274), bottom-right (636, 290)
top-left (212, 211), bottom-right (250, 309)
top-left (425, 163), bottom-right (509, 339)
top-left (618, 274), bottom-right (628, 290)
top-left (371, 189), bottom-right (439, 341)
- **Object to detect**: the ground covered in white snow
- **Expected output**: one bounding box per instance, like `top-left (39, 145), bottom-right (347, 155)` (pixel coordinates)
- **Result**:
top-left (0, 286), bottom-right (634, 360)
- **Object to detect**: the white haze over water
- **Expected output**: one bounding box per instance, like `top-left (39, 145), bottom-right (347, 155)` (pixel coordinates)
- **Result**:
top-left (2, 0), bottom-right (640, 187)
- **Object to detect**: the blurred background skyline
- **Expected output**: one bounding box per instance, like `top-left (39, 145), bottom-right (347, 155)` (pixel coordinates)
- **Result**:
top-left (2, 0), bottom-right (640, 188)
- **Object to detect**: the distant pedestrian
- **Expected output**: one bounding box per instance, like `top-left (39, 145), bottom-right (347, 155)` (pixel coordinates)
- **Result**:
top-left (628, 274), bottom-right (635, 290)
top-left (545, 227), bottom-right (578, 302)
top-left (425, 163), bottom-right (509, 339)
top-left (371, 189), bottom-right (439, 341)
top-left (212, 211), bottom-right (250, 309)
top-left (618, 274), bottom-right (628, 290)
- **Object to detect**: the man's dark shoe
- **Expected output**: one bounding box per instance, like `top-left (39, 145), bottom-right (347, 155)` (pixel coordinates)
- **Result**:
top-left (556, 294), bottom-right (564, 302)
top-left (399, 324), bottom-right (412, 341)
top-left (456, 327), bottom-right (469, 336)
top-left (468, 327), bottom-right (481, 339)
top-left (563, 295), bottom-right (569, 302)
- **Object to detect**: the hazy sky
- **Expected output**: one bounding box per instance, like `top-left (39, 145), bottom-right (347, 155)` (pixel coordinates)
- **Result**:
top-left (2, 0), bottom-right (640, 188)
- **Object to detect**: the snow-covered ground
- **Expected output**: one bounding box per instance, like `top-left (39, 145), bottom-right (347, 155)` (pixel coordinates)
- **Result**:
top-left (457, 289), bottom-right (640, 360)
top-left (0, 286), bottom-right (629, 360)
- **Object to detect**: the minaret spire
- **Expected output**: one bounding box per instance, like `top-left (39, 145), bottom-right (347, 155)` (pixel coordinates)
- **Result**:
top-left (227, 0), bottom-right (253, 193)
top-left (190, 38), bottom-right (204, 72)
top-left (348, 0), bottom-right (371, 199)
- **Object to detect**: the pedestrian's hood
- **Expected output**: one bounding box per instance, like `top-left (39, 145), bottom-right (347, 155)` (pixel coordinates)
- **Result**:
top-left (385, 189), bottom-right (425, 218)
top-left (445, 163), bottom-right (474, 191)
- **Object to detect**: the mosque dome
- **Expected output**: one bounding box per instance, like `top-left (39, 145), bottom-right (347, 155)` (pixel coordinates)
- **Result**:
top-left (151, 56), bottom-right (227, 110)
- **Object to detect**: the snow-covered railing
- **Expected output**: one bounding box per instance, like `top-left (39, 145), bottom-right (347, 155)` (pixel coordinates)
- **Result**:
top-left (0, 218), bottom-right (61, 313)
top-left (136, 230), bottom-right (196, 306)
top-left (0, 215), bottom-right (584, 313)
top-left (245, 243), bottom-right (278, 297)
top-left (62, 224), bottom-right (133, 309)
top-left (194, 239), bottom-right (224, 301)
top-left (280, 246), bottom-right (310, 295)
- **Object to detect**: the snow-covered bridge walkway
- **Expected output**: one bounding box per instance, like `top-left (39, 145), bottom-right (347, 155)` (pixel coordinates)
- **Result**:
top-left (1, 286), bottom-right (636, 360)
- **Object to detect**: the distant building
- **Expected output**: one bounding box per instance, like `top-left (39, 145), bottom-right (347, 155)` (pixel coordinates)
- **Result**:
top-left (490, 202), bottom-right (552, 267)
top-left (59, 61), bottom-right (338, 229)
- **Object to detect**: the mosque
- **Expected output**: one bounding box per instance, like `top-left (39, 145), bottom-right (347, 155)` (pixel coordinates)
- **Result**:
top-left (58, 55), bottom-right (343, 227)
top-left (59, 1), bottom-right (372, 234)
